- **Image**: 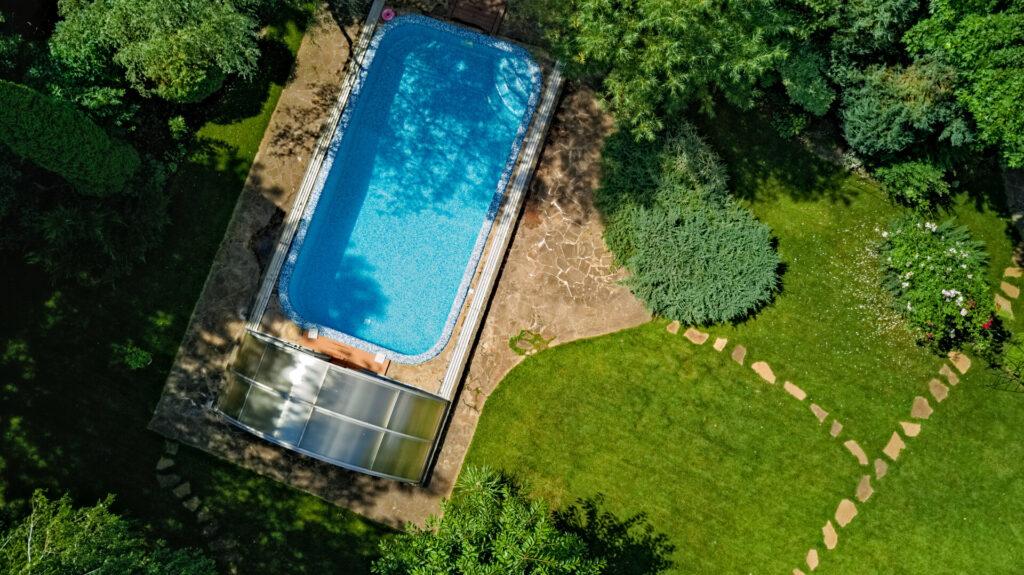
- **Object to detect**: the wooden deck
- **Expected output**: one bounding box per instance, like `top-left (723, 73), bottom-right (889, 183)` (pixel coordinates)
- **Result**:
top-left (298, 331), bottom-right (391, 375)
top-left (448, 0), bottom-right (506, 34)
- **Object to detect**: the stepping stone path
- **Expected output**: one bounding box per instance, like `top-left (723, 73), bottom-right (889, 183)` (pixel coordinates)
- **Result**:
top-left (939, 364), bottom-right (959, 386)
top-left (835, 499), bottom-right (858, 527)
top-left (829, 420), bottom-right (843, 437)
top-left (1005, 267), bottom-right (1023, 278)
top-left (928, 379), bottom-right (949, 402)
top-left (1002, 281), bottom-right (1020, 299)
top-left (784, 381), bottom-right (807, 401)
top-left (666, 320), bottom-right (680, 334)
top-left (900, 421), bottom-right (921, 437)
top-left (995, 293), bottom-right (1014, 317)
top-left (843, 440), bottom-right (868, 465)
top-left (856, 475), bottom-right (873, 502)
top-left (684, 327), bottom-right (709, 344)
top-left (911, 396), bottom-right (933, 419)
top-left (874, 458), bottom-right (888, 479)
top-left (810, 403), bottom-right (828, 423)
top-left (822, 521), bottom-right (838, 550)
top-left (883, 432), bottom-right (906, 461)
top-left (751, 361), bottom-right (776, 383)
top-left (948, 351), bottom-right (971, 374)
top-left (713, 337), bottom-right (728, 352)
top-left (806, 549), bottom-right (819, 571)
top-left (153, 441), bottom-right (241, 572)
top-left (731, 345), bottom-right (746, 365)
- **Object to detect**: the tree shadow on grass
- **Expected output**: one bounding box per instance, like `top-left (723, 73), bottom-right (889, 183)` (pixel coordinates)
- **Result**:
top-left (555, 495), bottom-right (675, 575)
top-left (197, 37), bottom-right (298, 126)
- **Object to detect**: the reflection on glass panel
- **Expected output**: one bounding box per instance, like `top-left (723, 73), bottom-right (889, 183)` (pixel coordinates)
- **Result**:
top-left (238, 385), bottom-right (286, 435)
top-left (217, 373), bottom-right (251, 419)
top-left (386, 393), bottom-right (446, 439)
top-left (299, 411), bottom-right (383, 470)
top-left (233, 334), bottom-right (268, 378)
top-left (317, 371), bottom-right (398, 427)
top-left (255, 345), bottom-right (328, 398)
top-left (372, 433), bottom-right (432, 481)
top-left (271, 400), bottom-right (313, 445)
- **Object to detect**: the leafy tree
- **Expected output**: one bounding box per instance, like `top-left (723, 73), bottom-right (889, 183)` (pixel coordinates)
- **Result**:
top-left (840, 59), bottom-right (971, 158)
top-left (373, 466), bottom-right (603, 575)
top-left (874, 160), bottom-right (950, 209)
top-left (597, 123), bottom-right (780, 325)
top-left (51, 0), bottom-right (260, 103)
top-left (0, 491), bottom-right (216, 574)
top-left (779, 46), bottom-right (835, 116)
top-left (0, 79), bottom-right (140, 195)
top-left (539, 0), bottom-right (787, 140)
top-left (829, 0), bottom-right (921, 57)
top-left (905, 0), bottom-right (1024, 167)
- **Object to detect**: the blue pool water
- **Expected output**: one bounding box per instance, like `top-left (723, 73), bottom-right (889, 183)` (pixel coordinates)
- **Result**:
top-left (280, 16), bottom-right (541, 363)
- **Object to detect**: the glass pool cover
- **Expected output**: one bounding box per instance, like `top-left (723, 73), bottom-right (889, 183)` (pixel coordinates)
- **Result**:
top-left (217, 332), bottom-right (448, 482)
top-left (278, 15), bottom-right (542, 363)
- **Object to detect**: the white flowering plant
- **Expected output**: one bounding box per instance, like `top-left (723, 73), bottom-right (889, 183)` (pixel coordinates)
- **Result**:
top-left (882, 217), bottom-right (996, 353)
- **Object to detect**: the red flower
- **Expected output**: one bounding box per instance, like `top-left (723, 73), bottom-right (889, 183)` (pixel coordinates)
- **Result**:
top-left (982, 318), bottom-right (993, 330)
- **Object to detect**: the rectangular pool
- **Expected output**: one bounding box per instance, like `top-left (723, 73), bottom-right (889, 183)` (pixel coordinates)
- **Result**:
top-left (279, 15), bottom-right (541, 363)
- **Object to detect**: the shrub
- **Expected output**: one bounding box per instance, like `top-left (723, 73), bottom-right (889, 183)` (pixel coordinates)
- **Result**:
top-left (874, 160), bottom-right (950, 209)
top-left (111, 341), bottom-right (153, 370)
top-left (597, 123), bottom-right (780, 325)
top-left (779, 47), bottom-right (836, 116)
top-left (0, 79), bottom-right (140, 196)
top-left (373, 466), bottom-right (603, 575)
top-left (881, 217), bottom-right (995, 353)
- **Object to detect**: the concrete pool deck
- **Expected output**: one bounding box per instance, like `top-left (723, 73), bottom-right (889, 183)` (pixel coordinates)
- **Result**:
top-left (149, 6), bottom-right (648, 528)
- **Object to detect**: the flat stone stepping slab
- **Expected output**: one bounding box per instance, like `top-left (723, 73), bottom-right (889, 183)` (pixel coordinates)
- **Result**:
top-left (156, 457), bottom-right (175, 471)
top-left (856, 475), bottom-right (873, 502)
top-left (939, 364), bottom-right (960, 386)
top-left (1005, 267), bottom-right (1024, 278)
top-left (731, 345), bottom-right (747, 365)
top-left (172, 482), bottom-right (191, 499)
top-left (751, 361), bottom-right (776, 383)
top-left (929, 379), bottom-right (949, 402)
top-left (830, 420), bottom-right (843, 437)
top-left (884, 432), bottom-right (906, 461)
top-left (823, 520), bottom-right (838, 550)
top-left (835, 498), bottom-right (858, 527)
top-left (911, 396), bottom-right (933, 419)
top-left (156, 473), bottom-right (181, 489)
top-left (713, 337), bottom-right (728, 352)
top-left (1002, 281), bottom-right (1020, 299)
top-left (784, 381), bottom-right (807, 401)
top-left (844, 440), bottom-right (868, 465)
top-left (806, 548), bottom-right (819, 571)
top-left (794, 570), bottom-right (807, 575)
top-left (666, 320), bottom-right (680, 334)
top-left (684, 327), bottom-right (709, 344)
top-left (995, 293), bottom-right (1013, 317)
top-left (948, 351), bottom-right (971, 374)
top-left (875, 458), bottom-right (888, 479)
top-left (900, 421), bottom-right (921, 437)
top-left (810, 403), bottom-right (828, 423)
top-left (164, 441), bottom-right (179, 456)
top-left (183, 497), bottom-right (201, 512)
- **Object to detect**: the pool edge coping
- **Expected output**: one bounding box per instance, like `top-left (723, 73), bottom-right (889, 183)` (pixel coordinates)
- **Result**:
top-left (275, 14), bottom-right (545, 365)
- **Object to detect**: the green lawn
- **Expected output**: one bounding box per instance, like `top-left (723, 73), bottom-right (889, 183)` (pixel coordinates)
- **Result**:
top-left (466, 107), bottom-right (1024, 572)
top-left (0, 7), bottom-right (386, 573)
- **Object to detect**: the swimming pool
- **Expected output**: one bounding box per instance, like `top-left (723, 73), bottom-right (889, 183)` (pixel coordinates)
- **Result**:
top-left (279, 15), bottom-right (541, 363)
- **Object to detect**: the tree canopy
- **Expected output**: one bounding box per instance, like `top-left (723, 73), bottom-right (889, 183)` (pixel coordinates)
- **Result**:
top-left (51, 0), bottom-right (261, 103)
top-left (373, 466), bottom-right (604, 575)
top-left (0, 491), bottom-right (216, 575)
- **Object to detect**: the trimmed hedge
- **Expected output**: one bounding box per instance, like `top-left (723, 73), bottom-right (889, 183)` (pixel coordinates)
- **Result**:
top-left (0, 80), bottom-right (140, 196)
top-left (598, 123), bottom-right (780, 325)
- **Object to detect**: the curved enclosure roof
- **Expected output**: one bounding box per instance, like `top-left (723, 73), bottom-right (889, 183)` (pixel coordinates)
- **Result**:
top-left (216, 332), bottom-right (448, 483)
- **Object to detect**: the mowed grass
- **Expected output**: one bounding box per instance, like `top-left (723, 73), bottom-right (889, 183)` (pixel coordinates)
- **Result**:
top-left (0, 7), bottom-right (386, 574)
top-left (466, 321), bottom-right (859, 573)
top-left (468, 106), bottom-right (1024, 572)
